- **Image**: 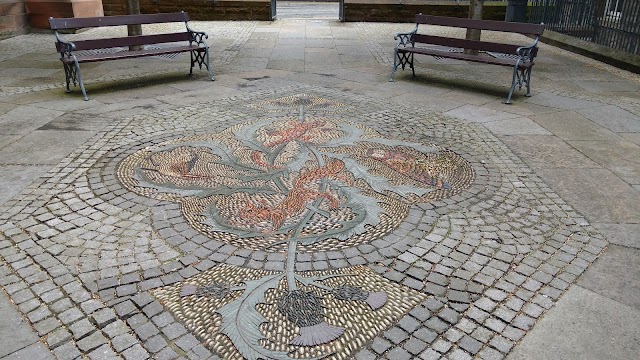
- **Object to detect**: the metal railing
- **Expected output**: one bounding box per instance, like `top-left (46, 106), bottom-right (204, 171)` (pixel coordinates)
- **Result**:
top-left (529, 0), bottom-right (640, 55)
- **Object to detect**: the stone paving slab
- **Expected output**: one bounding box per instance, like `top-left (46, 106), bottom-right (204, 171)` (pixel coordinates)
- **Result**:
top-left (533, 168), bottom-right (640, 224)
top-left (0, 106), bottom-right (65, 135)
top-left (592, 223), bottom-right (640, 250)
top-left (0, 166), bottom-right (52, 206)
top-left (568, 139), bottom-right (640, 184)
top-left (576, 245), bottom-right (640, 311)
top-left (0, 19), bottom-right (638, 360)
top-left (0, 291), bottom-right (43, 358)
top-left (499, 135), bottom-right (601, 169)
top-left (482, 118), bottom-right (551, 136)
top-left (530, 110), bottom-right (621, 142)
top-left (507, 286), bottom-right (640, 360)
top-left (0, 130), bottom-right (95, 165)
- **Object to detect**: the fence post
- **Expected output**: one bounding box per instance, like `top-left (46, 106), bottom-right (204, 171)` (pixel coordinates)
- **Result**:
top-left (506, 0), bottom-right (528, 22)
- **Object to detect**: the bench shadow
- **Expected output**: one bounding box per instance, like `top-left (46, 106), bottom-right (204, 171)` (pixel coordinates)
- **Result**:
top-left (72, 71), bottom-right (207, 98)
top-left (397, 71), bottom-right (519, 100)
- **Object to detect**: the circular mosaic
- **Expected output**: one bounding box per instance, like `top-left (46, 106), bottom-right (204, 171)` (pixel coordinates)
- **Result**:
top-left (117, 118), bottom-right (474, 251)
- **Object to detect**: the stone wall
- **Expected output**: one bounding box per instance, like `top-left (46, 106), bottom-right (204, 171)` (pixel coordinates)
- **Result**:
top-left (101, 0), bottom-right (271, 21)
top-left (26, 0), bottom-right (104, 29)
top-left (0, 0), bottom-right (28, 37)
top-left (0, 0), bottom-right (510, 38)
top-left (343, 1), bottom-right (508, 22)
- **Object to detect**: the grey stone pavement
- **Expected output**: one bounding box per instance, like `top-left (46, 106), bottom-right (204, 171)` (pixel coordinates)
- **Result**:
top-left (0, 16), bottom-right (639, 360)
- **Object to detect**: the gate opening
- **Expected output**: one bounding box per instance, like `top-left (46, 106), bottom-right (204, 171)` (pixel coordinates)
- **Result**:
top-left (273, 1), bottom-right (343, 21)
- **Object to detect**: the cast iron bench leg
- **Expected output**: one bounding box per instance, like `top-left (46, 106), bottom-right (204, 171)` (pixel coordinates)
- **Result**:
top-left (205, 48), bottom-right (214, 81)
top-left (190, 51), bottom-right (194, 77)
top-left (411, 53), bottom-right (415, 77)
top-left (63, 63), bottom-right (72, 93)
top-left (389, 49), bottom-right (400, 82)
top-left (74, 61), bottom-right (89, 101)
top-left (505, 60), bottom-right (521, 104)
top-left (390, 51), bottom-right (414, 82)
top-left (191, 48), bottom-right (215, 81)
top-left (525, 67), bottom-right (532, 97)
top-left (65, 56), bottom-right (88, 100)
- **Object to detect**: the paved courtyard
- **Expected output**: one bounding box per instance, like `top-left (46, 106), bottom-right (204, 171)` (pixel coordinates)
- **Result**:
top-left (0, 18), bottom-right (639, 360)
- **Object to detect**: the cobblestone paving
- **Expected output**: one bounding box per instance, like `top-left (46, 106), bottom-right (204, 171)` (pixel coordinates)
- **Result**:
top-left (0, 83), bottom-right (608, 359)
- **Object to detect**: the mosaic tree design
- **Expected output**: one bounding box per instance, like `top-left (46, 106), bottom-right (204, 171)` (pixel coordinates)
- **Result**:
top-left (118, 95), bottom-right (474, 359)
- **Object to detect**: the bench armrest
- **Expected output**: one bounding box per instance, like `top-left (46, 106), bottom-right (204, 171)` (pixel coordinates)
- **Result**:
top-left (516, 35), bottom-right (540, 62)
top-left (54, 31), bottom-right (77, 57)
top-left (393, 24), bottom-right (419, 48)
top-left (185, 23), bottom-right (209, 46)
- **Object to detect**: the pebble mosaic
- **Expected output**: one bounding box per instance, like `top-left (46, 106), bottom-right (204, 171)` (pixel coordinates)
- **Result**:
top-left (0, 85), bottom-right (607, 359)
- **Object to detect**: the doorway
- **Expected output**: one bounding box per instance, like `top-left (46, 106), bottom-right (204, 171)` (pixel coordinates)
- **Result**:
top-left (272, 1), bottom-right (344, 21)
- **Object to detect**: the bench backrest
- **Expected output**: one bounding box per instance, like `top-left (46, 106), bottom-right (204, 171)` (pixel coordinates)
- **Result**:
top-left (55, 33), bottom-right (193, 52)
top-left (416, 14), bottom-right (544, 36)
top-left (49, 12), bottom-right (190, 30)
top-left (411, 34), bottom-right (531, 56)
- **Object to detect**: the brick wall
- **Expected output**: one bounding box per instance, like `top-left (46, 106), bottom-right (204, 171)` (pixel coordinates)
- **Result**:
top-left (101, 0), bottom-right (124, 15)
top-left (102, 0), bottom-right (271, 21)
top-left (0, 0), bottom-right (28, 37)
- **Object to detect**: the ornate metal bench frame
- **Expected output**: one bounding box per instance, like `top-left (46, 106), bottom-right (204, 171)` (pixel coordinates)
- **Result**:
top-left (49, 12), bottom-right (214, 101)
top-left (390, 15), bottom-right (544, 104)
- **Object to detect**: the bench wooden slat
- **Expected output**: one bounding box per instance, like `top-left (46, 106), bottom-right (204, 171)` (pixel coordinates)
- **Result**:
top-left (61, 44), bottom-right (203, 64)
top-left (416, 14), bottom-right (545, 35)
top-left (49, 12), bottom-right (189, 30)
top-left (410, 34), bottom-right (538, 57)
top-left (397, 47), bottom-right (534, 69)
top-left (56, 32), bottom-right (193, 52)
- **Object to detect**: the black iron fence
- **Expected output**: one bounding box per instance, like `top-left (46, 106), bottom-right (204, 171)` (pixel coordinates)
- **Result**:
top-left (528, 0), bottom-right (640, 55)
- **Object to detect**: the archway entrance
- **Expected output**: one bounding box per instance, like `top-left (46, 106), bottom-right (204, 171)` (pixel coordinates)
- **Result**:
top-left (271, 1), bottom-right (344, 20)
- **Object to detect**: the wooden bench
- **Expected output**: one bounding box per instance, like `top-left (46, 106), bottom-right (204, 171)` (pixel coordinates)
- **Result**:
top-left (49, 12), bottom-right (214, 101)
top-left (390, 15), bottom-right (545, 104)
